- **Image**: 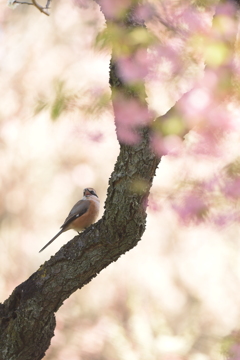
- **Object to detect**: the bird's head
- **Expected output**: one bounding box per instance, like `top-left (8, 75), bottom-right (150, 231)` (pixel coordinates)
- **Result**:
top-left (84, 188), bottom-right (98, 198)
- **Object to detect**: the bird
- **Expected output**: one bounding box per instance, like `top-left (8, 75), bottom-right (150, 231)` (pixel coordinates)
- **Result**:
top-left (39, 187), bottom-right (100, 252)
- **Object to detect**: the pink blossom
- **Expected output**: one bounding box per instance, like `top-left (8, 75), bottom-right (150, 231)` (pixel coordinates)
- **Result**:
top-left (113, 96), bottom-right (152, 144)
top-left (156, 2), bottom-right (211, 36)
top-left (171, 191), bottom-right (208, 225)
top-left (117, 49), bottom-right (149, 83)
top-left (151, 133), bottom-right (182, 157)
top-left (175, 6), bottom-right (210, 35)
top-left (178, 87), bottom-right (212, 124)
top-left (207, 107), bottom-right (236, 134)
top-left (212, 212), bottom-right (238, 227)
top-left (188, 107), bottom-right (236, 156)
top-left (115, 125), bottom-right (141, 145)
top-left (133, 3), bottom-right (155, 23)
top-left (228, 344), bottom-right (240, 360)
top-left (97, 0), bottom-right (132, 19)
top-left (202, 175), bottom-right (220, 192)
top-left (113, 96), bottom-right (151, 127)
top-left (176, 71), bottom-right (236, 157)
top-left (146, 196), bottom-right (161, 212)
top-left (187, 130), bottom-right (223, 157)
top-left (222, 177), bottom-right (240, 199)
top-left (151, 41), bottom-right (184, 80)
top-left (177, 70), bottom-right (219, 126)
top-left (215, 2), bottom-right (237, 17)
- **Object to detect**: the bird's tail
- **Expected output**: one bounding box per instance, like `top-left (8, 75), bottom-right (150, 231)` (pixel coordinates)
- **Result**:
top-left (39, 228), bottom-right (64, 253)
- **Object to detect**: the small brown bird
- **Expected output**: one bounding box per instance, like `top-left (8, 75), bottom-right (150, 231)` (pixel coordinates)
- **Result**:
top-left (39, 188), bottom-right (100, 252)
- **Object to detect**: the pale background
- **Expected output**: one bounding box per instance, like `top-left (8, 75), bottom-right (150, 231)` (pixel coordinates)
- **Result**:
top-left (1, 1), bottom-right (240, 359)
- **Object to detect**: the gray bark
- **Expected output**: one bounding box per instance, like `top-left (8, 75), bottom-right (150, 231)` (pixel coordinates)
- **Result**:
top-left (0, 128), bottom-right (160, 360)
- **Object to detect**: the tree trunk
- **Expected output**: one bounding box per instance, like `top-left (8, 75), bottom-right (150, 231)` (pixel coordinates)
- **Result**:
top-left (0, 3), bottom-right (160, 358)
top-left (0, 127), bottom-right (160, 360)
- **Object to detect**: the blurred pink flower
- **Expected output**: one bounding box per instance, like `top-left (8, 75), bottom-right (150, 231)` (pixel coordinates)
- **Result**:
top-left (177, 70), bottom-right (218, 125)
top-left (113, 96), bottom-right (151, 126)
top-left (228, 344), bottom-right (240, 360)
top-left (146, 196), bottom-right (161, 212)
top-left (157, 2), bottom-right (211, 37)
top-left (190, 107), bottom-right (236, 156)
top-left (113, 96), bottom-right (152, 144)
top-left (212, 212), bottom-right (238, 227)
top-left (133, 3), bottom-right (155, 23)
top-left (209, 108), bottom-right (234, 132)
top-left (178, 87), bottom-right (212, 123)
top-left (187, 130), bottom-right (223, 157)
top-left (202, 175), bottom-right (220, 192)
top-left (171, 191), bottom-right (208, 225)
top-left (177, 65), bottom-right (237, 126)
top-left (151, 133), bottom-right (182, 157)
top-left (215, 2), bottom-right (237, 17)
top-left (222, 177), bottom-right (240, 199)
top-left (117, 49), bottom-right (149, 82)
top-left (115, 125), bottom-right (140, 144)
top-left (150, 40), bottom-right (184, 80)
top-left (176, 72), bottom-right (236, 158)
top-left (98, 0), bottom-right (132, 19)
top-left (175, 6), bottom-right (210, 34)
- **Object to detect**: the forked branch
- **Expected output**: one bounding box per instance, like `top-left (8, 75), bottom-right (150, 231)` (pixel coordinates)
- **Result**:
top-left (13, 0), bottom-right (51, 15)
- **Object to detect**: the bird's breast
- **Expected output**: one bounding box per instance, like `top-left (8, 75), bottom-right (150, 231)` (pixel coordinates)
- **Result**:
top-left (68, 198), bottom-right (100, 232)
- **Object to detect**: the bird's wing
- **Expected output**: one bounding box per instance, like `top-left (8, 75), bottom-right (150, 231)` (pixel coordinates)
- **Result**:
top-left (60, 199), bottom-right (90, 229)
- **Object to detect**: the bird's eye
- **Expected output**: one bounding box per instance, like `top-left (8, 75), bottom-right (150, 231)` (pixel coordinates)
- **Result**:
top-left (90, 190), bottom-right (98, 197)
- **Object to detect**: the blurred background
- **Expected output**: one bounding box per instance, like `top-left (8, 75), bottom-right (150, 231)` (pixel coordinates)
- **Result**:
top-left (1, 1), bottom-right (240, 359)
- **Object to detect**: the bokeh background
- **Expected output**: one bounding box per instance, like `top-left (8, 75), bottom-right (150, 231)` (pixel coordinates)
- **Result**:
top-left (1, 1), bottom-right (240, 359)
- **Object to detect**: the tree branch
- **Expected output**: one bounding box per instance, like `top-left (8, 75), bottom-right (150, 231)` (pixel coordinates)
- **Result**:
top-left (0, 2), bottom-right (160, 359)
top-left (32, 0), bottom-right (49, 15)
top-left (0, 127), bottom-right (159, 360)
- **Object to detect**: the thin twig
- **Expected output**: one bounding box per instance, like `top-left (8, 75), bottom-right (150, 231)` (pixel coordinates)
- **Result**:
top-left (45, 0), bottom-right (51, 9)
top-left (14, 1), bottom-right (34, 5)
top-left (32, 0), bottom-right (49, 15)
top-left (13, 0), bottom-right (50, 15)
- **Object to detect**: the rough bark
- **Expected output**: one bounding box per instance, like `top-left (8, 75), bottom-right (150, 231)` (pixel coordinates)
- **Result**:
top-left (0, 128), bottom-right (159, 360)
